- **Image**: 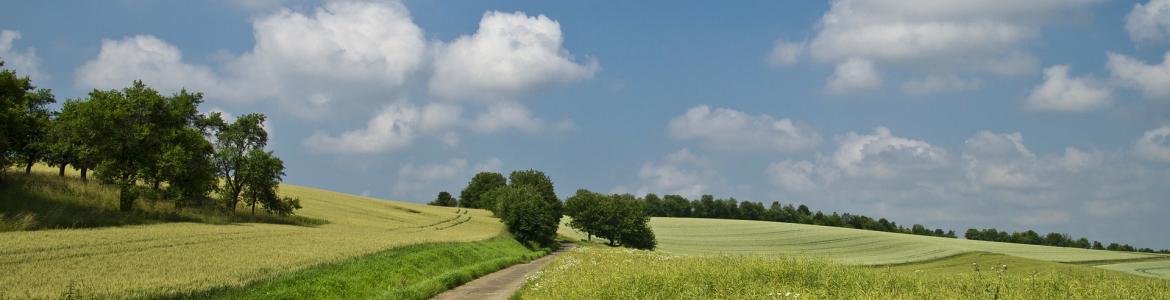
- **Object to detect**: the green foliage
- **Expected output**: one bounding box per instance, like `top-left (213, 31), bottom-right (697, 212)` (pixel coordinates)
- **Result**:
top-left (239, 149), bottom-right (299, 216)
top-left (491, 185), bottom-right (559, 247)
top-left (177, 236), bottom-right (546, 300)
top-left (516, 246), bottom-right (1170, 300)
top-left (0, 59), bottom-right (50, 180)
top-left (965, 227), bottom-right (1168, 254)
top-left (508, 169), bottom-right (561, 217)
top-left (428, 191), bottom-right (457, 207)
top-left (564, 189), bottom-right (656, 250)
top-left (458, 171), bottom-right (506, 209)
top-left (212, 113), bottom-right (269, 211)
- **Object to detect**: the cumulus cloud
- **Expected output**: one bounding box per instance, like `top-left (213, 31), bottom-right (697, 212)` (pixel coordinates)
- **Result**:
top-left (1135, 126), bottom-right (1170, 163)
top-left (627, 149), bottom-right (720, 199)
top-left (668, 105), bottom-right (821, 152)
top-left (1025, 65), bottom-right (1112, 112)
top-left (1126, 0), bottom-right (1170, 43)
top-left (394, 157), bottom-right (503, 200)
top-left (430, 11), bottom-right (599, 101)
top-left (764, 128), bottom-right (1168, 241)
top-left (778, 0), bottom-right (1102, 95)
top-left (826, 58), bottom-right (882, 95)
top-left (1107, 51), bottom-right (1170, 98)
top-left (900, 75), bottom-right (981, 95)
top-left (468, 102), bottom-right (573, 134)
top-left (0, 30), bottom-right (44, 81)
top-left (767, 39), bottom-right (805, 67)
top-left (303, 102), bottom-right (421, 154)
top-left (75, 35), bottom-right (220, 93)
top-left (832, 127), bottom-right (949, 178)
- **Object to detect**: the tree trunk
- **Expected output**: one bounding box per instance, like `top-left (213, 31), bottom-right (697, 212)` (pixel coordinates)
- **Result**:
top-left (119, 185), bottom-right (135, 212)
top-left (24, 160), bottom-right (33, 174)
top-left (80, 167), bottom-right (88, 181)
top-left (153, 180), bottom-right (161, 190)
top-left (251, 201), bottom-right (256, 216)
top-left (58, 164), bottom-right (66, 177)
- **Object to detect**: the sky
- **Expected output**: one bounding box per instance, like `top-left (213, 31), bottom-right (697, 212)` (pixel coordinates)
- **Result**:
top-left (3, 0), bottom-right (1170, 248)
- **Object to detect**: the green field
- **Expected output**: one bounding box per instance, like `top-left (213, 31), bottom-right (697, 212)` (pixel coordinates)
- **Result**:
top-left (516, 246), bottom-right (1170, 299)
top-left (0, 168), bottom-right (507, 298)
top-left (650, 217), bottom-right (1169, 276)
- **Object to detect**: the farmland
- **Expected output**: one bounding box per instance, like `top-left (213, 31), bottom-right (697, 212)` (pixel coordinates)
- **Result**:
top-left (651, 217), bottom-right (1165, 267)
top-left (0, 168), bottom-right (507, 299)
top-left (515, 246), bottom-right (1170, 299)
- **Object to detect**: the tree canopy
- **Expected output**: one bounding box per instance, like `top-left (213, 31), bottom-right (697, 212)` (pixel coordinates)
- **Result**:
top-left (458, 171), bottom-right (506, 209)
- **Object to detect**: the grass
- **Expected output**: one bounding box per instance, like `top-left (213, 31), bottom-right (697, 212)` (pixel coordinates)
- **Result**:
top-left (0, 167), bottom-right (507, 299)
top-left (0, 167), bottom-right (324, 231)
top-left (515, 246), bottom-right (1170, 299)
top-left (651, 217), bottom-right (1166, 268)
top-left (167, 235), bottom-right (547, 300)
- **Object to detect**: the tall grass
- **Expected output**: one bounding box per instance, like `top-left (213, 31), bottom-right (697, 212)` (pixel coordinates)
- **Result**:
top-left (0, 168), bottom-right (324, 231)
top-left (169, 235), bottom-right (547, 300)
top-left (516, 246), bottom-right (1170, 299)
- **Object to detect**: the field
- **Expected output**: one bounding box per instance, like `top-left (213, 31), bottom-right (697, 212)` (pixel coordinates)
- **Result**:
top-left (515, 246), bottom-right (1170, 299)
top-left (650, 217), bottom-right (1170, 278)
top-left (0, 168), bottom-right (506, 299)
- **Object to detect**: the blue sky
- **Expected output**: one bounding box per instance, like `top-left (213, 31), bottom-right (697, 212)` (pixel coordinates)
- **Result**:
top-left (4, 0), bottom-right (1170, 248)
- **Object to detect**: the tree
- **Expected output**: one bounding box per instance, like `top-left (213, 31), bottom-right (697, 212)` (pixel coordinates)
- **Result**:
top-left (157, 126), bottom-right (218, 208)
top-left (81, 82), bottom-right (175, 211)
top-left (240, 149), bottom-right (299, 215)
top-left (12, 88), bottom-right (54, 174)
top-left (212, 113), bottom-right (268, 211)
top-left (642, 193), bottom-right (663, 216)
top-left (564, 190), bottom-right (656, 250)
top-left (662, 194), bottom-right (691, 217)
top-left (44, 99), bottom-right (99, 181)
top-left (0, 59), bottom-right (38, 180)
top-left (459, 172), bottom-right (506, 209)
top-left (508, 169), bottom-right (561, 217)
top-left (565, 189), bottom-right (604, 241)
top-left (493, 185), bottom-right (558, 247)
top-left (429, 191), bottom-right (457, 207)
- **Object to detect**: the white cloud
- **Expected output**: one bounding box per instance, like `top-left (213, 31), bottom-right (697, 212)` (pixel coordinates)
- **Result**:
top-left (224, 0), bottom-right (425, 115)
top-left (785, 0), bottom-right (1102, 95)
top-left (764, 128), bottom-right (1170, 238)
top-left (1126, 0), bottom-right (1170, 44)
top-left (832, 127), bottom-right (948, 178)
top-left (0, 30), bottom-right (44, 81)
top-left (900, 75), bottom-right (981, 95)
top-left (303, 102), bottom-right (420, 154)
top-left (1025, 65), bottom-right (1112, 112)
top-left (632, 149), bottom-right (719, 199)
top-left (767, 39), bottom-right (805, 67)
top-left (430, 11), bottom-right (599, 101)
top-left (74, 35), bottom-right (220, 94)
top-left (1107, 51), bottom-right (1170, 98)
top-left (668, 105), bottom-right (822, 152)
top-left (766, 160), bottom-right (821, 192)
top-left (394, 157), bottom-right (503, 200)
top-left (1135, 126), bottom-right (1170, 163)
top-left (826, 58), bottom-right (881, 94)
top-left (470, 102), bottom-right (543, 133)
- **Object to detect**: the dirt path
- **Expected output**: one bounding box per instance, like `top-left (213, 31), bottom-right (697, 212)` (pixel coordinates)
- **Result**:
top-left (430, 243), bottom-right (576, 300)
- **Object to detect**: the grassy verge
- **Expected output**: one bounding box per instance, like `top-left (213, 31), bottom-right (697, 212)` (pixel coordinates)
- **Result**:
top-left (516, 246), bottom-right (1170, 299)
top-left (167, 235), bottom-right (547, 300)
top-left (0, 167), bottom-right (324, 231)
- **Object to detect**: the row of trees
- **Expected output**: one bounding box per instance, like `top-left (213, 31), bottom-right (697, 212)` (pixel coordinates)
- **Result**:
top-left (564, 189), bottom-right (656, 250)
top-left (638, 193), bottom-right (956, 238)
top-left (0, 58), bottom-right (298, 215)
top-left (965, 228), bottom-right (1170, 254)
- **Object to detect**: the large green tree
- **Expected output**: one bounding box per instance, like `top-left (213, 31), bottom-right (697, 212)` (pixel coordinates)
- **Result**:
top-left (492, 185), bottom-right (558, 247)
top-left (459, 171), bottom-right (506, 209)
top-left (0, 59), bottom-right (41, 180)
top-left (212, 113), bottom-right (269, 211)
top-left (428, 191), bottom-right (457, 207)
top-left (508, 169), bottom-right (561, 218)
top-left (240, 149), bottom-right (299, 215)
top-left (44, 99), bottom-right (100, 180)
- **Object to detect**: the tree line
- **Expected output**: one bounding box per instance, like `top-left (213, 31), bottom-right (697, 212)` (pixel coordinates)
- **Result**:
top-left (965, 228), bottom-right (1170, 254)
top-left (638, 193), bottom-right (957, 238)
top-left (0, 58), bottom-right (299, 216)
top-left (430, 170), bottom-right (656, 250)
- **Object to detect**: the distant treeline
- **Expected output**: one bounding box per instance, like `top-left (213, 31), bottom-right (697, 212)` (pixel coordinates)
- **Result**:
top-left (964, 228), bottom-right (1170, 254)
top-left (636, 193), bottom-right (957, 239)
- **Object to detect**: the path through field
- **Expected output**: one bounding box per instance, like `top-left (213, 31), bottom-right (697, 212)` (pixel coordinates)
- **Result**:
top-left (431, 243), bottom-right (576, 300)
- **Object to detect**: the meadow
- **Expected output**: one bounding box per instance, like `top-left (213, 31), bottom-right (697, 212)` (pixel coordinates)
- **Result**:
top-left (516, 246), bottom-right (1170, 299)
top-left (0, 168), bottom-right (506, 299)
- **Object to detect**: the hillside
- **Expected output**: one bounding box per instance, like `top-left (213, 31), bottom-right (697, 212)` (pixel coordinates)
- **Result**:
top-left (0, 169), bottom-right (506, 298)
top-left (650, 217), bottom-right (1170, 279)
